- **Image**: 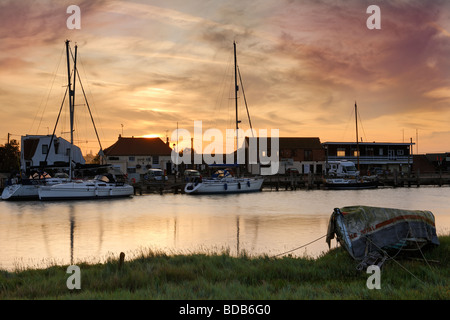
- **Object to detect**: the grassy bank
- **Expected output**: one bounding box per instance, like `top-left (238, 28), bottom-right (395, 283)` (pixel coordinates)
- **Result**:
top-left (0, 235), bottom-right (448, 300)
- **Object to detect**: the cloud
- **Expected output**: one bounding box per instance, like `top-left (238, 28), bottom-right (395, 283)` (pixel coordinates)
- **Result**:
top-left (1, 0), bottom-right (450, 153)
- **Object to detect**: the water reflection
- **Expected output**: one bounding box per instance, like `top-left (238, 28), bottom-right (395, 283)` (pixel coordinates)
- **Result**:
top-left (0, 187), bottom-right (449, 271)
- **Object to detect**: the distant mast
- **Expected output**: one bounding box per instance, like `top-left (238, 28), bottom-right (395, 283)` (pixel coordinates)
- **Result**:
top-left (355, 101), bottom-right (360, 172)
top-left (65, 40), bottom-right (78, 180)
top-left (234, 41), bottom-right (241, 176)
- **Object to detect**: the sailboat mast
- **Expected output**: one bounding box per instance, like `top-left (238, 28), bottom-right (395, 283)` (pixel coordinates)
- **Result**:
top-left (234, 41), bottom-right (240, 175)
top-left (65, 40), bottom-right (73, 179)
top-left (234, 42), bottom-right (239, 143)
top-left (355, 101), bottom-right (360, 172)
top-left (65, 40), bottom-right (77, 179)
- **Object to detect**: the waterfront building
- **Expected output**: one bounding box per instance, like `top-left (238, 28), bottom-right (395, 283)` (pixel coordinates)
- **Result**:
top-left (246, 137), bottom-right (326, 175)
top-left (103, 136), bottom-right (173, 182)
top-left (322, 141), bottom-right (415, 175)
top-left (20, 135), bottom-right (85, 174)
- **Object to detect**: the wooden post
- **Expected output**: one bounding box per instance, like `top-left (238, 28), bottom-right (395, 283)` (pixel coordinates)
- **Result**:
top-left (119, 252), bottom-right (125, 270)
top-left (417, 169), bottom-right (420, 187)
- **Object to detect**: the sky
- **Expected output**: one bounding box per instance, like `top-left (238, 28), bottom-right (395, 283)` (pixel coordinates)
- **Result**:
top-left (1, 0), bottom-right (450, 155)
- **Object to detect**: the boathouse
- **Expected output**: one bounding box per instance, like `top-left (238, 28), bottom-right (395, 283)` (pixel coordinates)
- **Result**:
top-left (322, 141), bottom-right (415, 175)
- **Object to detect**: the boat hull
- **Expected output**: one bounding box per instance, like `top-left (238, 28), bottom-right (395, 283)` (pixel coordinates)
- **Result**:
top-left (1, 184), bottom-right (40, 200)
top-left (324, 178), bottom-right (378, 190)
top-left (39, 182), bottom-right (134, 201)
top-left (326, 205), bottom-right (439, 260)
top-left (1, 178), bottom-right (70, 201)
top-left (185, 178), bottom-right (264, 194)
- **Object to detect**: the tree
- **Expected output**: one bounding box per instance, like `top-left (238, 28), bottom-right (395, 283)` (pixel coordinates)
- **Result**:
top-left (0, 139), bottom-right (20, 173)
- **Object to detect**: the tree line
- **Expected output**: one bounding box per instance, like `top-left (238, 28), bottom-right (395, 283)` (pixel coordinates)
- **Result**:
top-left (0, 140), bottom-right (20, 173)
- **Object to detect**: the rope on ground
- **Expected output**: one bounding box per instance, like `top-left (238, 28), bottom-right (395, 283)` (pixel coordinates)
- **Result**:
top-left (363, 236), bottom-right (426, 285)
top-left (272, 234), bottom-right (327, 258)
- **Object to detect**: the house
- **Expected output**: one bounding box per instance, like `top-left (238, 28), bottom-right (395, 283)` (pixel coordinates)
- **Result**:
top-left (246, 137), bottom-right (326, 175)
top-left (414, 153), bottom-right (450, 173)
top-left (20, 135), bottom-right (85, 174)
top-left (103, 136), bottom-right (173, 181)
top-left (322, 141), bottom-right (415, 174)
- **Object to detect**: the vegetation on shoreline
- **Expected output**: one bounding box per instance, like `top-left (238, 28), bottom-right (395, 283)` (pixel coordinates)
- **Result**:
top-left (0, 235), bottom-right (448, 300)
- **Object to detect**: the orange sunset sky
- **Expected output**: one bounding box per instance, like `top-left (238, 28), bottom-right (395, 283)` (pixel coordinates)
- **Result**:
top-left (1, 0), bottom-right (450, 155)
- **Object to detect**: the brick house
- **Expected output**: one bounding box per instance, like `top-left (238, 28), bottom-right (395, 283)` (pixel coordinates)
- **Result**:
top-left (246, 137), bottom-right (326, 175)
top-left (103, 136), bottom-right (173, 181)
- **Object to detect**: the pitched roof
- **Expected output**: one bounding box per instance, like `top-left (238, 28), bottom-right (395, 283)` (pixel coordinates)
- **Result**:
top-left (103, 137), bottom-right (172, 156)
top-left (278, 137), bottom-right (323, 149)
top-left (246, 137), bottom-right (323, 150)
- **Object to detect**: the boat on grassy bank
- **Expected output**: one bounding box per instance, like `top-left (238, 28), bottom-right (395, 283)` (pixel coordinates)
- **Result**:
top-left (326, 205), bottom-right (440, 269)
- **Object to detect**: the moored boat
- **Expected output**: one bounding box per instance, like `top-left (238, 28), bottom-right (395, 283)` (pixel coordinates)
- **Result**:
top-left (1, 173), bottom-right (70, 201)
top-left (184, 169), bottom-right (263, 194)
top-left (185, 42), bottom-right (264, 194)
top-left (323, 177), bottom-right (378, 190)
top-left (39, 174), bottom-right (133, 201)
top-left (36, 40), bottom-right (134, 201)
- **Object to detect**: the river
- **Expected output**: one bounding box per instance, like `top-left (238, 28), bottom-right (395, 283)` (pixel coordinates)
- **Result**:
top-left (0, 186), bottom-right (449, 271)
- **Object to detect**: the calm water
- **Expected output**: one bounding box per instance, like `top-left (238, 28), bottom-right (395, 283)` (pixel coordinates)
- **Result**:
top-left (1, 186), bottom-right (449, 271)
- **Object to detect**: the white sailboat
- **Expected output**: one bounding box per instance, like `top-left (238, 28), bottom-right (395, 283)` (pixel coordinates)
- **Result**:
top-left (39, 173), bottom-right (134, 200)
top-left (185, 167), bottom-right (264, 194)
top-left (1, 172), bottom-right (70, 201)
top-left (38, 40), bottom-right (134, 201)
top-left (184, 42), bottom-right (264, 195)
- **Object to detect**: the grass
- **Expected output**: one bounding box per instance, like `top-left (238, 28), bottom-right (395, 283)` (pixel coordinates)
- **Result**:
top-left (0, 235), bottom-right (448, 300)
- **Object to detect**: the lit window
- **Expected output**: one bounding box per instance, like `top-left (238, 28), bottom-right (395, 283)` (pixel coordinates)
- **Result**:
top-left (337, 149), bottom-right (345, 157)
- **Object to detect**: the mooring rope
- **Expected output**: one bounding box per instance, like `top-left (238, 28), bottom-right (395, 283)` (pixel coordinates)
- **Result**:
top-left (363, 235), bottom-right (426, 285)
top-left (272, 234), bottom-right (327, 258)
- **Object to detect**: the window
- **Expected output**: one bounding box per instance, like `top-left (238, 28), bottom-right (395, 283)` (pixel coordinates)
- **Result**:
top-left (109, 156), bottom-right (119, 161)
top-left (397, 150), bottom-right (404, 156)
top-left (42, 144), bottom-right (49, 154)
top-left (353, 150), bottom-right (360, 157)
top-left (54, 140), bottom-right (60, 154)
top-left (337, 149), bottom-right (346, 157)
top-left (304, 149), bottom-right (312, 161)
top-left (153, 155), bottom-right (159, 165)
top-left (127, 167), bottom-right (136, 174)
top-left (129, 156), bottom-right (135, 161)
